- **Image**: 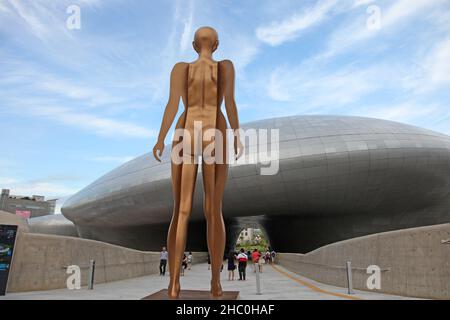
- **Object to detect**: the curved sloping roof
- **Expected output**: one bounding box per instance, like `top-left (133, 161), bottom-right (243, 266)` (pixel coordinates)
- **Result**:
top-left (60, 115), bottom-right (450, 252)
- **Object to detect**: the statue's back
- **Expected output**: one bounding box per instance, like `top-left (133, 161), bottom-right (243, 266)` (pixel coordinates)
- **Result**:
top-left (183, 61), bottom-right (219, 157)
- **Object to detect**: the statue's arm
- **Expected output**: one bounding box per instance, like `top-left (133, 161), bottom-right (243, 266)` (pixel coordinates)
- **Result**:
top-left (222, 59), bottom-right (240, 132)
top-left (222, 59), bottom-right (244, 159)
top-left (153, 62), bottom-right (185, 161)
top-left (157, 62), bottom-right (185, 143)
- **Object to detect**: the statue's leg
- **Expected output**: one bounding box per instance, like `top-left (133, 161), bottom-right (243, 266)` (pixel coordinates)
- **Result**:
top-left (167, 153), bottom-right (181, 295)
top-left (203, 115), bottom-right (228, 296)
top-left (202, 159), bottom-right (225, 296)
top-left (167, 159), bottom-right (198, 298)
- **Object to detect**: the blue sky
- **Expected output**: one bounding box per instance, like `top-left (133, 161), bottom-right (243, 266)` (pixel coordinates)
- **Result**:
top-left (1, 0), bottom-right (449, 213)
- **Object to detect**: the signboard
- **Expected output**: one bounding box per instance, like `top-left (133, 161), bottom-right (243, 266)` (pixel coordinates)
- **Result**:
top-left (0, 225), bottom-right (18, 296)
top-left (15, 210), bottom-right (31, 219)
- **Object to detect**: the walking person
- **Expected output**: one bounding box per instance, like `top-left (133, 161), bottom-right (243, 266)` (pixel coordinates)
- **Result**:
top-left (237, 249), bottom-right (248, 281)
top-left (271, 249), bottom-right (276, 264)
top-left (187, 251), bottom-right (193, 270)
top-left (265, 250), bottom-right (271, 264)
top-left (181, 253), bottom-right (188, 276)
top-left (258, 250), bottom-right (264, 273)
top-left (227, 250), bottom-right (237, 281)
top-left (251, 249), bottom-right (260, 273)
top-left (159, 246), bottom-right (168, 276)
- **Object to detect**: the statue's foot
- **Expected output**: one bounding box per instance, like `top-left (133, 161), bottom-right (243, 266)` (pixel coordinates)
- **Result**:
top-left (167, 281), bottom-right (180, 299)
top-left (210, 280), bottom-right (223, 297)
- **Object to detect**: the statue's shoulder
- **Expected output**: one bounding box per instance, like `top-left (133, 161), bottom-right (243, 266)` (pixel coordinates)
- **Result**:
top-left (218, 60), bottom-right (235, 75)
top-left (171, 62), bottom-right (189, 73)
top-left (219, 59), bottom-right (234, 68)
top-left (174, 61), bottom-right (189, 67)
top-left (173, 61), bottom-right (189, 70)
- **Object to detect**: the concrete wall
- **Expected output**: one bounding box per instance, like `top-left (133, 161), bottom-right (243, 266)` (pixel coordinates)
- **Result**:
top-left (0, 210), bottom-right (29, 232)
top-left (276, 223), bottom-right (450, 299)
top-left (7, 231), bottom-right (207, 293)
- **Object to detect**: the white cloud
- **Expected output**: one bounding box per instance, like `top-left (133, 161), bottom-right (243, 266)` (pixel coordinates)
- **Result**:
top-left (267, 63), bottom-right (383, 112)
top-left (323, 0), bottom-right (446, 58)
top-left (179, 0), bottom-right (195, 52)
top-left (256, 0), bottom-right (338, 46)
top-left (424, 38), bottom-right (450, 86)
top-left (218, 34), bottom-right (261, 71)
top-left (0, 56), bottom-right (156, 139)
top-left (401, 37), bottom-right (450, 93)
top-left (154, 0), bottom-right (199, 100)
top-left (1, 177), bottom-right (79, 199)
top-left (0, 177), bottom-right (18, 185)
top-left (265, 52), bottom-right (449, 126)
top-left (27, 105), bottom-right (156, 138)
top-left (353, 0), bottom-right (376, 8)
top-left (0, 159), bottom-right (16, 170)
top-left (381, 0), bottom-right (439, 27)
top-left (356, 103), bottom-right (439, 123)
top-left (0, 1), bottom-right (10, 12)
top-left (2, 0), bottom-right (76, 41)
top-left (233, 41), bottom-right (260, 70)
top-left (36, 76), bottom-right (122, 107)
top-left (1, 0), bottom-right (107, 41)
top-left (0, 52), bottom-right (128, 109)
top-left (350, 101), bottom-right (450, 136)
top-left (6, 0), bottom-right (51, 40)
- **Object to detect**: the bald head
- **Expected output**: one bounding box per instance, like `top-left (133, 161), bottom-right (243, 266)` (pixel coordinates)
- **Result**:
top-left (193, 26), bottom-right (219, 53)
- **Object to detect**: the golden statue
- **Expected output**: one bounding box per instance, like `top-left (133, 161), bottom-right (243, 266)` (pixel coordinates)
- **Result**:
top-left (153, 26), bottom-right (243, 298)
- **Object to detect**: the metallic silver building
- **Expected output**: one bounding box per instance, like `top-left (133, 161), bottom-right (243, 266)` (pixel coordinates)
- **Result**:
top-left (28, 214), bottom-right (79, 238)
top-left (61, 115), bottom-right (450, 253)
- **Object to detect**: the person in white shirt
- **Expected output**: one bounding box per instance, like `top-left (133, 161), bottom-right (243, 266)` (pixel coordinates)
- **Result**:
top-left (159, 246), bottom-right (168, 276)
top-left (187, 252), bottom-right (193, 270)
top-left (237, 249), bottom-right (248, 280)
top-left (271, 250), bottom-right (276, 264)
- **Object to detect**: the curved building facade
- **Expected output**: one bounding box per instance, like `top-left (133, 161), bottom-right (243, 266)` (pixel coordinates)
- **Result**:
top-left (28, 214), bottom-right (79, 238)
top-left (61, 115), bottom-right (450, 253)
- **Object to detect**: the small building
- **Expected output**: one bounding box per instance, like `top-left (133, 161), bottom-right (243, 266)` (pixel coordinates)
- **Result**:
top-left (236, 228), bottom-right (264, 244)
top-left (0, 189), bottom-right (57, 219)
top-left (237, 228), bottom-right (254, 243)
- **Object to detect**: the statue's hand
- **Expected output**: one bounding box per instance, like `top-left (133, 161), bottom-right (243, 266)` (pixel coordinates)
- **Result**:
top-left (153, 140), bottom-right (164, 162)
top-left (234, 135), bottom-right (244, 160)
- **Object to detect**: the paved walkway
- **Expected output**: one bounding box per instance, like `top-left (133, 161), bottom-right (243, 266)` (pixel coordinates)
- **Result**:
top-left (1, 263), bottom-right (417, 300)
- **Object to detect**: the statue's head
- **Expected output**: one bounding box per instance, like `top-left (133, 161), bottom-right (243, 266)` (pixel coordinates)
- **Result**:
top-left (192, 26), bottom-right (219, 53)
